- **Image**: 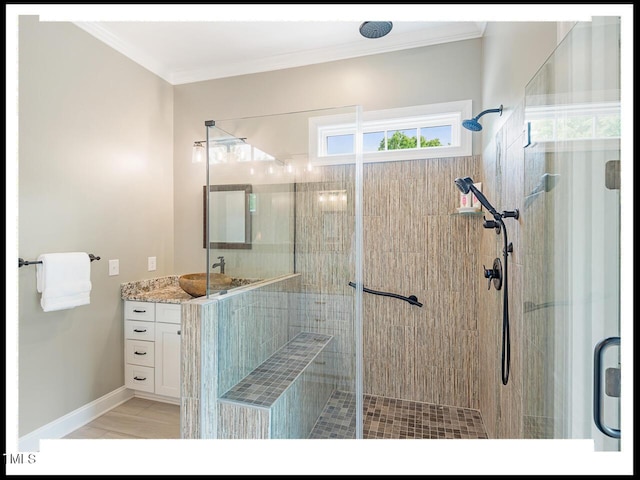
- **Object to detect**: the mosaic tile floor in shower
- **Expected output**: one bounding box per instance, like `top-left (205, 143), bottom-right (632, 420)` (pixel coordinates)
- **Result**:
top-left (309, 390), bottom-right (488, 439)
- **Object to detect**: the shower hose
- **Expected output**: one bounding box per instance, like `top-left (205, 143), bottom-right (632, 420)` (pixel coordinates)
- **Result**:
top-left (498, 217), bottom-right (511, 385)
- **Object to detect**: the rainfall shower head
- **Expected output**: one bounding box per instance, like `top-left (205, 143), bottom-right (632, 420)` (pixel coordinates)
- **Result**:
top-left (462, 105), bottom-right (504, 132)
top-left (359, 21), bottom-right (393, 39)
top-left (454, 176), bottom-right (500, 217)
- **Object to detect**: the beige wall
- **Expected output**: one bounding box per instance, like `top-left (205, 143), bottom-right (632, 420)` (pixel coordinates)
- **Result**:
top-left (480, 22), bottom-right (559, 151)
top-left (17, 17), bottom-right (174, 435)
top-left (173, 39), bottom-right (483, 274)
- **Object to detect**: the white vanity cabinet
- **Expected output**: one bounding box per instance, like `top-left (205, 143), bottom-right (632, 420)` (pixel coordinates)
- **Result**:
top-left (124, 300), bottom-right (181, 398)
top-left (154, 304), bottom-right (181, 397)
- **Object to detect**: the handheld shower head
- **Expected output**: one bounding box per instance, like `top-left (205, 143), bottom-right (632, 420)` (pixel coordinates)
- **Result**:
top-left (454, 176), bottom-right (473, 194)
top-left (455, 173), bottom-right (517, 386)
top-left (462, 105), bottom-right (503, 132)
top-left (454, 176), bottom-right (500, 217)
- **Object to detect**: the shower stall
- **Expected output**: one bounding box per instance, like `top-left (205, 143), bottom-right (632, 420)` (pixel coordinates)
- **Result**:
top-left (188, 104), bottom-right (488, 440)
top-left (181, 18), bottom-right (622, 448)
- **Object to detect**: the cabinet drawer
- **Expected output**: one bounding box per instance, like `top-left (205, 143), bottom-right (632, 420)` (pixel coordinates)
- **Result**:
top-left (125, 339), bottom-right (155, 367)
top-left (156, 303), bottom-right (181, 324)
top-left (124, 301), bottom-right (155, 322)
top-left (125, 320), bottom-right (155, 341)
top-left (125, 364), bottom-right (154, 393)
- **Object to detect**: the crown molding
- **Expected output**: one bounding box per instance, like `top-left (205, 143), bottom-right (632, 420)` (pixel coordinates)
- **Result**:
top-left (74, 22), bottom-right (174, 84)
top-left (75, 21), bottom-right (484, 86)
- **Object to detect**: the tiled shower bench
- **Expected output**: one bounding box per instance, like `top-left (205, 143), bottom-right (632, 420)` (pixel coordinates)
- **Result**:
top-left (217, 332), bottom-right (335, 439)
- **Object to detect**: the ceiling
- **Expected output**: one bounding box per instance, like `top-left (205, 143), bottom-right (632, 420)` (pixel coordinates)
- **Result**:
top-left (74, 20), bottom-right (487, 85)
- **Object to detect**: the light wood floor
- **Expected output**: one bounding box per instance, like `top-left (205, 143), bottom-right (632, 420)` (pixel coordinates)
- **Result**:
top-left (63, 397), bottom-right (180, 439)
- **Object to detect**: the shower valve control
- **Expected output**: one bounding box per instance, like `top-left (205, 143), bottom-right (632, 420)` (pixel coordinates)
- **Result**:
top-left (483, 257), bottom-right (503, 291)
top-left (501, 209), bottom-right (520, 220)
top-left (482, 218), bottom-right (501, 234)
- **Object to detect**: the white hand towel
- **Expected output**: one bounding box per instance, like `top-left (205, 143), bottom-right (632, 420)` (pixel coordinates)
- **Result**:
top-left (36, 252), bottom-right (92, 312)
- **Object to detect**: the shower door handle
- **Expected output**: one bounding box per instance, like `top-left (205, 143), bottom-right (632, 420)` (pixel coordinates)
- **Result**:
top-left (593, 336), bottom-right (621, 439)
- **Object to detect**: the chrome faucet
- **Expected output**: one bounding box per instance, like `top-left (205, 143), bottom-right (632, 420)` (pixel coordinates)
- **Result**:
top-left (212, 256), bottom-right (225, 274)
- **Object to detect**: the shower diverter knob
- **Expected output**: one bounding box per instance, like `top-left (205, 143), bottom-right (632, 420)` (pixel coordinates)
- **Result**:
top-left (483, 257), bottom-right (503, 291)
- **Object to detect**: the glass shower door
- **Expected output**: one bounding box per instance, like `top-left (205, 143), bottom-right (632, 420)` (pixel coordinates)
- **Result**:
top-left (205, 106), bottom-right (364, 439)
top-left (523, 17), bottom-right (621, 451)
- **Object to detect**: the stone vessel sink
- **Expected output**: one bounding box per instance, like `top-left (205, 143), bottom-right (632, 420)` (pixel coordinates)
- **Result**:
top-left (179, 273), bottom-right (233, 297)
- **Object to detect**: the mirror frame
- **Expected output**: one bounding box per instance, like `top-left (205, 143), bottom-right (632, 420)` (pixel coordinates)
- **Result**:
top-left (203, 184), bottom-right (252, 249)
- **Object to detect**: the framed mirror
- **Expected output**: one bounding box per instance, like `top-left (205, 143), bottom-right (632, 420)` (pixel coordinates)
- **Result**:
top-left (203, 184), bottom-right (252, 249)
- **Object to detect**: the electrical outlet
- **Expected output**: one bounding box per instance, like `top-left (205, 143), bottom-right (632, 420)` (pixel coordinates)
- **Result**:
top-left (148, 256), bottom-right (157, 271)
top-left (109, 259), bottom-right (119, 276)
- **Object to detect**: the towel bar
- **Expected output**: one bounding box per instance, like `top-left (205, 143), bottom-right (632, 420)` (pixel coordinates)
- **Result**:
top-left (18, 254), bottom-right (101, 268)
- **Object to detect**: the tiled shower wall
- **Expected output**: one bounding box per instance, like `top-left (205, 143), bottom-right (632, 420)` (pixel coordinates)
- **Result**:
top-left (180, 274), bottom-right (302, 439)
top-left (295, 155), bottom-right (484, 410)
top-left (478, 101), bottom-right (527, 439)
top-left (480, 90), bottom-right (569, 440)
top-left (362, 157), bottom-right (483, 408)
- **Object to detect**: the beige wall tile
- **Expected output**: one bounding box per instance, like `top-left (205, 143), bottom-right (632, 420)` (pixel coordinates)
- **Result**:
top-left (299, 155), bottom-right (483, 409)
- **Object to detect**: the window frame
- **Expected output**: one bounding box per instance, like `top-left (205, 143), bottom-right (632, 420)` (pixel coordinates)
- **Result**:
top-left (309, 100), bottom-right (473, 165)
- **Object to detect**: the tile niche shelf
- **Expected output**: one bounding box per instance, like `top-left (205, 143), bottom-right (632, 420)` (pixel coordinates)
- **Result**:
top-left (450, 210), bottom-right (484, 216)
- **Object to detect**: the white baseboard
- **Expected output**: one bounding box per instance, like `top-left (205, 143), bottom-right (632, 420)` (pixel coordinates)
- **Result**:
top-left (18, 386), bottom-right (134, 452)
top-left (132, 390), bottom-right (180, 405)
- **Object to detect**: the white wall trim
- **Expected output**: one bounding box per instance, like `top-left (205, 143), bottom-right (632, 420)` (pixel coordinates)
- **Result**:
top-left (18, 386), bottom-right (134, 452)
top-left (133, 390), bottom-right (180, 405)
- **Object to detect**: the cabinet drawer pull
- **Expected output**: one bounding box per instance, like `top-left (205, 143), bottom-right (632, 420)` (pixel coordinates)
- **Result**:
top-left (177, 330), bottom-right (181, 335)
top-left (134, 351), bottom-right (147, 355)
top-left (133, 309), bottom-right (146, 313)
top-left (133, 328), bottom-right (147, 333)
top-left (133, 376), bottom-right (146, 381)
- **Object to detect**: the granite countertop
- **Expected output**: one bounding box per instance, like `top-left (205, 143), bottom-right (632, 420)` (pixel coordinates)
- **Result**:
top-left (121, 275), bottom-right (265, 304)
top-left (121, 275), bottom-right (195, 304)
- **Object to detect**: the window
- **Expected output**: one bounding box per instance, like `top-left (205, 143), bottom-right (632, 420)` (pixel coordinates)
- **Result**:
top-left (309, 100), bottom-right (473, 165)
top-left (527, 101), bottom-right (621, 143)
